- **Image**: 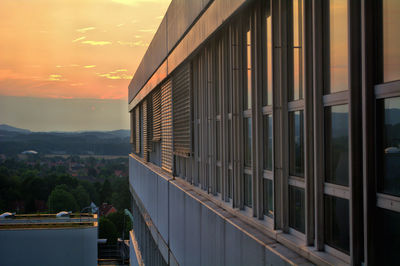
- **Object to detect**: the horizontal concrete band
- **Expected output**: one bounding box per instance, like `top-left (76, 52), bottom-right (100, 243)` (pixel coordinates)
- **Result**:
top-left (129, 154), bottom-right (317, 266)
top-left (128, 0), bottom-right (247, 111)
top-left (129, 229), bottom-right (145, 266)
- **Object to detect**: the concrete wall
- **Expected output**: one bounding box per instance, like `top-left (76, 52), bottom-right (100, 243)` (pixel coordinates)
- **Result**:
top-left (129, 231), bottom-right (140, 266)
top-left (129, 155), bottom-right (312, 266)
top-left (0, 226), bottom-right (97, 266)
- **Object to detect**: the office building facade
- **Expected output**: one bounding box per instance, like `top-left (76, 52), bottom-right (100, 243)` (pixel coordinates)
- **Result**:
top-left (128, 0), bottom-right (400, 265)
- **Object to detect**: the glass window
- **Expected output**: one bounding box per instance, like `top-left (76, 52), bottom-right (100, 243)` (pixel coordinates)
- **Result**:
top-left (244, 118), bottom-right (252, 167)
top-left (376, 208), bottom-right (400, 264)
top-left (228, 119), bottom-right (232, 163)
top-left (245, 26), bottom-right (252, 110)
top-left (244, 174), bottom-right (252, 207)
top-left (263, 115), bottom-right (273, 170)
top-left (228, 169), bottom-right (233, 199)
top-left (325, 105), bottom-right (349, 186)
top-left (324, 195), bottom-right (350, 254)
top-left (216, 120), bottom-right (221, 162)
top-left (289, 185), bottom-right (305, 233)
top-left (291, 0), bottom-right (303, 100)
top-left (263, 2), bottom-right (273, 106)
top-left (289, 111), bottom-right (304, 177)
top-left (383, 0), bottom-right (400, 82)
top-left (326, 0), bottom-right (349, 93)
top-left (263, 179), bottom-right (274, 217)
top-left (215, 62), bottom-right (220, 116)
top-left (216, 167), bottom-right (221, 193)
top-left (379, 97), bottom-right (400, 196)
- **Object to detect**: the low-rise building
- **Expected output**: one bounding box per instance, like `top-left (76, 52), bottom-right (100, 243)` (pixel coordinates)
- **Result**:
top-left (0, 213), bottom-right (98, 266)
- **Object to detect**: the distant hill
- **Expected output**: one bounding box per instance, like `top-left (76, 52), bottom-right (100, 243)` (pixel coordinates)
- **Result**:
top-left (0, 124), bottom-right (31, 134)
top-left (0, 125), bottom-right (130, 156)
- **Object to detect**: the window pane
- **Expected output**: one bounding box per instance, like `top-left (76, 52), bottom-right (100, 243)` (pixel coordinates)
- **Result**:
top-left (263, 179), bottom-right (274, 217)
top-left (376, 208), bottom-right (400, 264)
top-left (263, 115), bottom-right (273, 170)
top-left (290, 0), bottom-right (303, 100)
top-left (216, 120), bottom-right (220, 162)
top-left (216, 167), bottom-right (221, 193)
top-left (380, 97), bottom-right (400, 196)
top-left (325, 105), bottom-right (349, 186)
top-left (324, 195), bottom-right (350, 254)
top-left (244, 117), bottom-right (252, 167)
top-left (289, 111), bottom-right (304, 177)
top-left (245, 28), bottom-right (252, 110)
top-left (244, 174), bottom-right (252, 207)
top-left (383, 0), bottom-right (400, 82)
top-left (293, 0), bottom-right (302, 47)
top-left (289, 186), bottom-right (305, 233)
top-left (228, 169), bottom-right (233, 199)
top-left (264, 3), bottom-right (273, 106)
top-left (326, 0), bottom-right (348, 93)
top-left (228, 119), bottom-right (232, 164)
top-left (292, 48), bottom-right (303, 100)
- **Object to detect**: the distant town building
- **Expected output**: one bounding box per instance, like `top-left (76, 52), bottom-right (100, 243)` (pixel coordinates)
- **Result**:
top-left (21, 150), bottom-right (38, 155)
top-left (0, 213), bottom-right (98, 266)
top-left (99, 203), bottom-right (117, 216)
top-left (128, 0), bottom-right (400, 265)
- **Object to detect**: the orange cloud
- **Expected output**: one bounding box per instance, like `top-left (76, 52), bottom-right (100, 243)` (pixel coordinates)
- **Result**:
top-left (72, 36), bottom-right (86, 42)
top-left (81, 40), bottom-right (112, 46)
top-left (117, 40), bottom-right (148, 47)
top-left (76, 27), bottom-right (96, 33)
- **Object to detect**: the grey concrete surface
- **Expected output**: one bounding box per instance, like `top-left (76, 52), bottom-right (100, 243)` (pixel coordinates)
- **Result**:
top-left (0, 226), bottom-right (97, 266)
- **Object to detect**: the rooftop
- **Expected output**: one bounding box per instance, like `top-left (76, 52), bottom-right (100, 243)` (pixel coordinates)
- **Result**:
top-left (0, 213), bottom-right (98, 230)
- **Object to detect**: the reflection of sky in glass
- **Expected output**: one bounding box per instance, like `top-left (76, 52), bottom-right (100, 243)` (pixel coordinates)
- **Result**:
top-left (246, 30), bottom-right (252, 109)
top-left (293, 48), bottom-right (302, 99)
top-left (293, 0), bottom-right (301, 47)
top-left (292, 0), bottom-right (303, 100)
top-left (266, 14), bottom-right (273, 106)
top-left (329, 0), bottom-right (348, 93)
top-left (383, 0), bottom-right (400, 82)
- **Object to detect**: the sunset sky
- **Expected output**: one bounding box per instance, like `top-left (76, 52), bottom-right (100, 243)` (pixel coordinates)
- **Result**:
top-left (0, 0), bottom-right (171, 131)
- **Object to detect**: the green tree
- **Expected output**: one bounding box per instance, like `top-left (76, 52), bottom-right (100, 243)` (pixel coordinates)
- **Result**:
top-left (107, 211), bottom-right (132, 240)
top-left (55, 174), bottom-right (78, 190)
top-left (111, 177), bottom-right (131, 211)
top-left (72, 185), bottom-right (90, 211)
top-left (48, 186), bottom-right (78, 213)
top-left (100, 179), bottom-right (112, 204)
top-left (98, 217), bottom-right (118, 244)
top-left (80, 180), bottom-right (99, 205)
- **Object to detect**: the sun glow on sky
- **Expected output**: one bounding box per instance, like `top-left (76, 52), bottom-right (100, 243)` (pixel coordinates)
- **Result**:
top-left (0, 0), bottom-right (171, 100)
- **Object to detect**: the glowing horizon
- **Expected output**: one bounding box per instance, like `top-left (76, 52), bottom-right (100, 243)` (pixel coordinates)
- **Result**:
top-left (0, 0), bottom-right (171, 100)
